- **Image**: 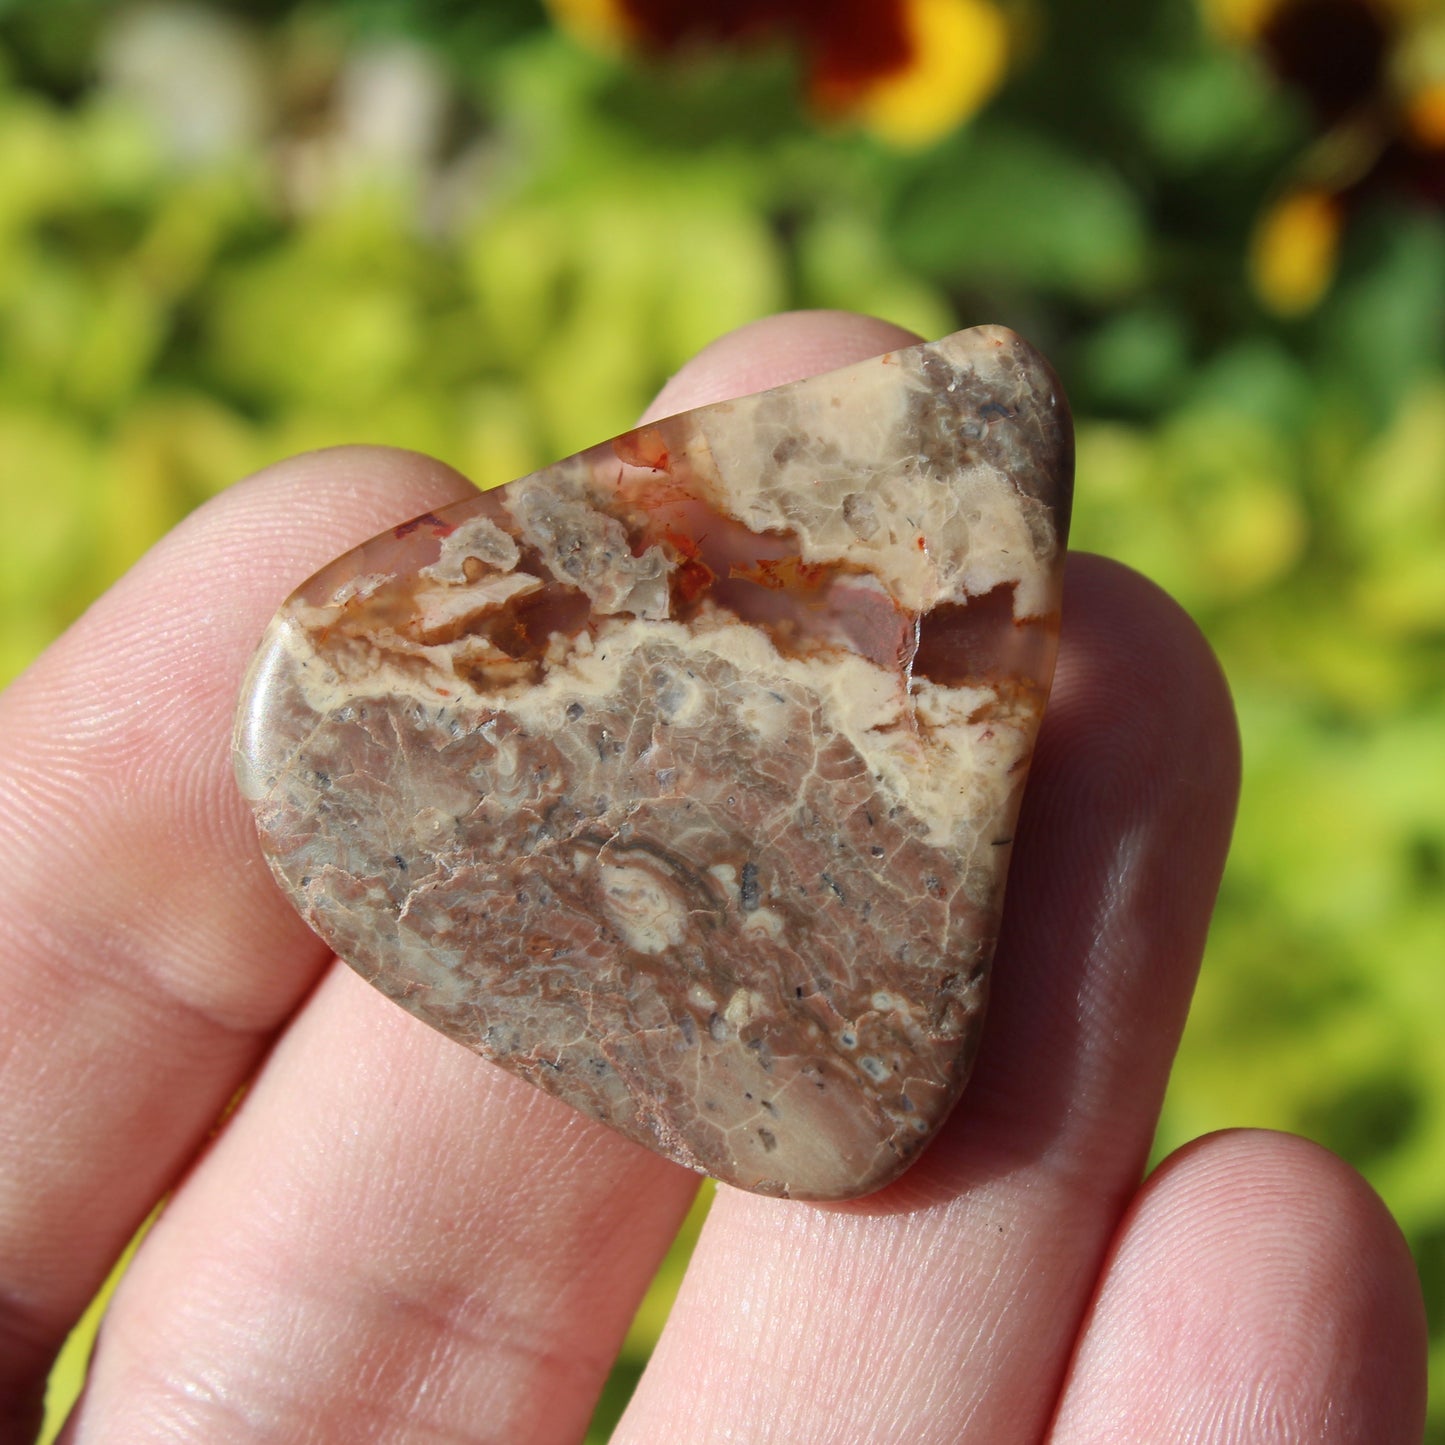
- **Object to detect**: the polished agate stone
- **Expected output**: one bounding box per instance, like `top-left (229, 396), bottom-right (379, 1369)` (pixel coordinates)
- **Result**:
top-left (234, 326), bottom-right (1073, 1200)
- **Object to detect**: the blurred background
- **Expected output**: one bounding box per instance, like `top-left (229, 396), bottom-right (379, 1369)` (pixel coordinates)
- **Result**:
top-left (0, 0), bottom-right (1440, 1437)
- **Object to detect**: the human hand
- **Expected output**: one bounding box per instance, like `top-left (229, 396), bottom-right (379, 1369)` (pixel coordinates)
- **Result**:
top-left (0, 311), bottom-right (1426, 1443)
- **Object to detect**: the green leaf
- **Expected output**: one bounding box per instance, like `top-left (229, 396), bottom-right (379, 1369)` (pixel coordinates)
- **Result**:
top-left (892, 124), bottom-right (1148, 300)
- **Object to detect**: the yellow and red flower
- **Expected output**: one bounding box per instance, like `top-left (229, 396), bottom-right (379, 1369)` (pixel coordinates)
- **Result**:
top-left (546, 0), bottom-right (1010, 147)
top-left (1206, 0), bottom-right (1445, 313)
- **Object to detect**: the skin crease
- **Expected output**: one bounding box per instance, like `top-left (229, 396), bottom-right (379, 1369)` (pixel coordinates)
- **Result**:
top-left (0, 310), bottom-right (1423, 1444)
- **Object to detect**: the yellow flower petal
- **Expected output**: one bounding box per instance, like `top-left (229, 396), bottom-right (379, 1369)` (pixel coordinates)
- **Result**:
top-left (544, 0), bottom-right (637, 51)
top-left (1250, 187), bottom-right (1343, 316)
top-left (1406, 80), bottom-right (1445, 147)
top-left (1197, 0), bottom-right (1281, 42)
top-left (851, 0), bottom-right (1009, 148)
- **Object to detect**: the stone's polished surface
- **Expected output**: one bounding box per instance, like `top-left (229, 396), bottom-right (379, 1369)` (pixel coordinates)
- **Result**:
top-left (234, 326), bottom-right (1073, 1200)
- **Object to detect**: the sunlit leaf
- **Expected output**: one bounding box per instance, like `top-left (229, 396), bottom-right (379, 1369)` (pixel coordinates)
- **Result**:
top-left (893, 124), bottom-right (1148, 298)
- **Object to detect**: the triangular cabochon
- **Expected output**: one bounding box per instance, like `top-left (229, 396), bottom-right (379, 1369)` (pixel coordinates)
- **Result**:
top-left (235, 326), bottom-right (1073, 1200)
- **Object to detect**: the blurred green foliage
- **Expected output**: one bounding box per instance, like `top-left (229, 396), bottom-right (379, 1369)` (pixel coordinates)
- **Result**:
top-left (1, 0), bottom-right (1441, 1438)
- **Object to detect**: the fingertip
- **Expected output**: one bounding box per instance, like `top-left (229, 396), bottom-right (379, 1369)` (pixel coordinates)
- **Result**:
top-left (1048, 552), bottom-right (1241, 813)
top-left (639, 309), bottom-right (924, 422)
top-left (1143, 1128), bottom-right (1426, 1325)
top-left (179, 444), bottom-right (479, 600)
top-left (1031, 552), bottom-right (1242, 952)
top-left (960, 553), bottom-right (1241, 1167)
top-left (1054, 1128), bottom-right (1428, 1444)
top-left (1159, 1128), bottom-right (1427, 1356)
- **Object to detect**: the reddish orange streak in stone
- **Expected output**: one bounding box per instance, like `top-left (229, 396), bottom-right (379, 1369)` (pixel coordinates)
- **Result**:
top-left (662, 527), bottom-right (700, 560)
top-left (393, 512), bottom-right (456, 540)
top-left (615, 427), bottom-right (671, 471)
top-left (729, 556), bottom-right (831, 592)
top-left (664, 528), bottom-right (722, 606)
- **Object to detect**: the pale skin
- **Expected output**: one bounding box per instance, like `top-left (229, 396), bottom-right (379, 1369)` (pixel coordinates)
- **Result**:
top-left (0, 311), bottom-right (1427, 1443)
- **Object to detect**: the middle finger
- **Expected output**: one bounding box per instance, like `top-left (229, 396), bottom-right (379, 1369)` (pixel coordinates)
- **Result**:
top-left (616, 556), bottom-right (1241, 1444)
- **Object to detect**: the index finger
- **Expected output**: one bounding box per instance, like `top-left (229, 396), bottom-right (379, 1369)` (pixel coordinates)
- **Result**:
top-left (0, 446), bottom-right (478, 1425)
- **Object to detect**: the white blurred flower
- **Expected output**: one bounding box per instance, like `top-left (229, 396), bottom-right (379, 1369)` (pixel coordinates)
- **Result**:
top-left (100, 2), bottom-right (270, 165)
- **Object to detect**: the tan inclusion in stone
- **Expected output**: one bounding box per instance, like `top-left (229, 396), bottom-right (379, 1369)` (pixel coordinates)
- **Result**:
top-left (234, 326), bottom-right (1073, 1200)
